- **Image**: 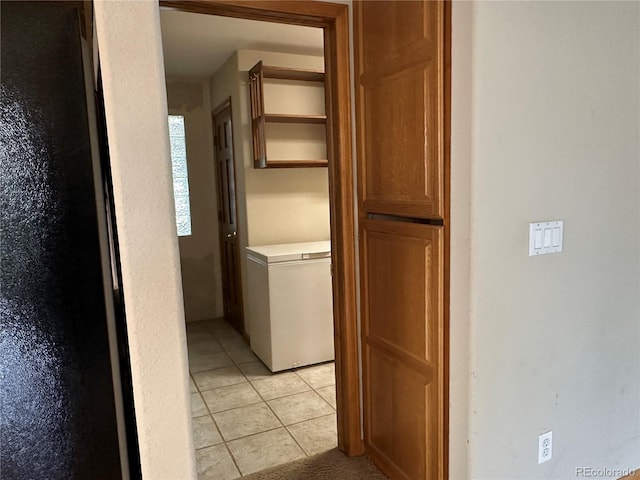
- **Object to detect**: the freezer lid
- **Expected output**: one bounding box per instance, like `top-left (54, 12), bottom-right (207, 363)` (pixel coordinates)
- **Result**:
top-left (246, 241), bottom-right (331, 263)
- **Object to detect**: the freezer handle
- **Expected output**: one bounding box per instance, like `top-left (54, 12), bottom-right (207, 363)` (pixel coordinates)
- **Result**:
top-left (301, 251), bottom-right (331, 259)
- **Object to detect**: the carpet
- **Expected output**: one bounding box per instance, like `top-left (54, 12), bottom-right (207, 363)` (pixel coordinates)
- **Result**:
top-left (242, 449), bottom-right (388, 480)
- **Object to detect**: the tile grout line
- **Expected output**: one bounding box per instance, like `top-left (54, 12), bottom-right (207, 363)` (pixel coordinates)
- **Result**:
top-left (213, 340), bottom-right (294, 477)
top-left (194, 351), bottom-right (337, 416)
top-left (224, 424), bottom-right (290, 444)
top-left (261, 369), bottom-right (336, 457)
top-left (283, 422), bottom-right (311, 456)
top-left (190, 366), bottom-right (243, 478)
top-left (250, 371), bottom-right (337, 458)
top-left (197, 375), bottom-right (336, 415)
top-left (190, 369), bottom-right (222, 434)
top-left (231, 354), bottom-right (310, 465)
top-left (282, 409), bottom-right (339, 457)
top-left (189, 319), bottom-right (338, 478)
top-left (293, 370), bottom-right (337, 411)
top-left (283, 411), bottom-right (336, 429)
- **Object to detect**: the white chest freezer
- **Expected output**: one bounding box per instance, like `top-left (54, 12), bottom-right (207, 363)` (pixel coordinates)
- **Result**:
top-left (246, 241), bottom-right (334, 372)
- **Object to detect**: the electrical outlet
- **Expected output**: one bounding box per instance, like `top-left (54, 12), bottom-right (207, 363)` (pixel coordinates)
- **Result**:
top-left (538, 431), bottom-right (553, 464)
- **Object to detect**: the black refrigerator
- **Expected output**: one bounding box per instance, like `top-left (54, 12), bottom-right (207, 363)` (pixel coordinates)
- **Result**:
top-left (1, 2), bottom-right (139, 479)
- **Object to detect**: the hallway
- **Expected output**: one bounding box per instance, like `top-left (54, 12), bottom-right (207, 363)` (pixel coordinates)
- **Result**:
top-left (188, 318), bottom-right (337, 478)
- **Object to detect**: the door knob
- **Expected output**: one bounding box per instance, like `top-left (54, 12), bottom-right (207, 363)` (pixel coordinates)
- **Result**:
top-left (227, 231), bottom-right (237, 238)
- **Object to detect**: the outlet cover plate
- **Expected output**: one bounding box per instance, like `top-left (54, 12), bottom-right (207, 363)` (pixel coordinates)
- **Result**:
top-left (538, 431), bottom-right (553, 464)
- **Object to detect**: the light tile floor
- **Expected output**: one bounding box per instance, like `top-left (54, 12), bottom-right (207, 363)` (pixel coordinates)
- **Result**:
top-left (187, 318), bottom-right (338, 479)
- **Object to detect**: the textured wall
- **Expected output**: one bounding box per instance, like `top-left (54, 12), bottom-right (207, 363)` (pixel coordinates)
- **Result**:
top-left (94, 1), bottom-right (196, 478)
top-left (453, 2), bottom-right (640, 478)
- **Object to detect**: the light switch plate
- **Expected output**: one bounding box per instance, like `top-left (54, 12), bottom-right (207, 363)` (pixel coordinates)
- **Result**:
top-left (529, 221), bottom-right (563, 256)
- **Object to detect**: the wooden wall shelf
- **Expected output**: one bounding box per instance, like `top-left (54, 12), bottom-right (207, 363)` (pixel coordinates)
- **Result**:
top-left (249, 61), bottom-right (328, 169)
top-left (264, 113), bottom-right (326, 124)
top-left (260, 65), bottom-right (325, 83)
top-left (264, 159), bottom-right (328, 168)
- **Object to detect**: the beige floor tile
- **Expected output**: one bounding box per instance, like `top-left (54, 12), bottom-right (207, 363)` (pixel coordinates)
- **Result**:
top-left (193, 366), bottom-right (247, 391)
top-left (227, 428), bottom-right (305, 476)
top-left (187, 330), bottom-right (214, 345)
top-left (208, 324), bottom-right (238, 339)
top-left (190, 377), bottom-right (198, 393)
top-left (201, 383), bottom-right (262, 413)
top-left (226, 347), bottom-right (259, 365)
top-left (267, 391), bottom-right (334, 425)
top-left (252, 372), bottom-right (310, 400)
top-left (218, 334), bottom-right (249, 352)
top-left (296, 362), bottom-right (335, 389)
top-left (189, 351), bottom-right (234, 374)
top-left (238, 361), bottom-right (272, 382)
top-left (186, 322), bottom-right (210, 334)
top-left (192, 415), bottom-right (223, 449)
top-left (287, 414), bottom-right (337, 456)
top-left (191, 392), bottom-right (208, 418)
top-left (188, 339), bottom-right (223, 358)
top-left (213, 403), bottom-right (281, 441)
top-left (196, 444), bottom-right (240, 480)
top-left (315, 385), bottom-right (337, 409)
top-left (204, 318), bottom-right (228, 330)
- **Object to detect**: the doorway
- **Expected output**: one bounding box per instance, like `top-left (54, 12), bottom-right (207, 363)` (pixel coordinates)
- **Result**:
top-left (159, 1), bottom-right (360, 477)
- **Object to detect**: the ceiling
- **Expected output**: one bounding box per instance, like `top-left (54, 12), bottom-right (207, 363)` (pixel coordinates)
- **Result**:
top-left (160, 10), bottom-right (324, 78)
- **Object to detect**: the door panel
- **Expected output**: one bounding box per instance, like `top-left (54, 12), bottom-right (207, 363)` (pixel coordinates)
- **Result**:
top-left (368, 349), bottom-right (432, 480)
top-left (361, 219), bottom-right (444, 480)
top-left (356, 1), bottom-right (445, 219)
top-left (366, 224), bottom-right (437, 361)
top-left (359, 1), bottom-right (431, 67)
top-left (213, 103), bottom-right (244, 334)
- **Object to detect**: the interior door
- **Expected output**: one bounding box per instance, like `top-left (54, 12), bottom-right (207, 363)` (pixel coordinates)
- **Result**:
top-left (355, 1), bottom-right (449, 479)
top-left (212, 102), bottom-right (245, 335)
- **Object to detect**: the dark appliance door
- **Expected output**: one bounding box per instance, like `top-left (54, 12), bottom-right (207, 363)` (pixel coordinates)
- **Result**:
top-left (1, 2), bottom-right (135, 479)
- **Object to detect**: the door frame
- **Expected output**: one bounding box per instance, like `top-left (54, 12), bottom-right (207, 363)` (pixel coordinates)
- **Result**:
top-left (159, 0), bottom-right (363, 456)
top-left (212, 97), bottom-right (246, 338)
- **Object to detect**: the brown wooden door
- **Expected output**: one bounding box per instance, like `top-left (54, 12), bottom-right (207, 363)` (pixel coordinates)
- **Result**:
top-left (356, 0), bottom-right (445, 220)
top-left (360, 219), bottom-right (445, 480)
top-left (355, 1), bottom-right (449, 479)
top-left (213, 102), bottom-right (244, 334)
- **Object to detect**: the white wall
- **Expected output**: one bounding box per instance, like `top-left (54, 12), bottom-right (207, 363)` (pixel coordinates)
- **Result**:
top-left (210, 49), bottom-right (331, 335)
top-left (210, 49), bottom-right (330, 249)
top-left (237, 50), bottom-right (330, 247)
top-left (94, 2), bottom-right (196, 478)
top-left (451, 2), bottom-right (640, 478)
top-left (166, 79), bottom-right (224, 322)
